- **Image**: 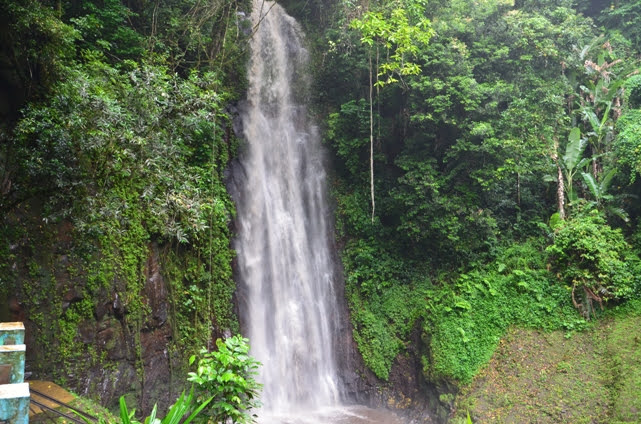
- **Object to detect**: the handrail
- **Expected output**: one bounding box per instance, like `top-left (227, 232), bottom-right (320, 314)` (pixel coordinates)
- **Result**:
top-left (29, 387), bottom-right (99, 422)
top-left (29, 397), bottom-right (87, 424)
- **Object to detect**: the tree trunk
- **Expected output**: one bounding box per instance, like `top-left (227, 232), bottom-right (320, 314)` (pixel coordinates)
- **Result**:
top-left (369, 52), bottom-right (375, 223)
top-left (516, 171), bottom-right (521, 207)
top-left (554, 138), bottom-right (565, 220)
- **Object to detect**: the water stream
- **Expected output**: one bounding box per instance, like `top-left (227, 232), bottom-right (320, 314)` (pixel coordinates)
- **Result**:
top-left (233, 1), bottom-right (403, 423)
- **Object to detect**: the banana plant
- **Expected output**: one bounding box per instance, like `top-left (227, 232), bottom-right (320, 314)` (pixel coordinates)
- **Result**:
top-left (566, 36), bottom-right (634, 182)
top-left (578, 75), bottom-right (625, 162)
top-left (581, 167), bottom-right (630, 222)
top-left (562, 127), bottom-right (590, 203)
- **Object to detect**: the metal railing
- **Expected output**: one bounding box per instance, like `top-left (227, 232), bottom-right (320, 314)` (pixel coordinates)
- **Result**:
top-left (28, 387), bottom-right (98, 424)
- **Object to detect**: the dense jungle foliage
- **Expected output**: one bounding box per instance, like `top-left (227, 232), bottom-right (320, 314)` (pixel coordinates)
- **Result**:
top-left (0, 0), bottom-right (250, 399)
top-left (309, 0), bottom-right (641, 387)
top-left (313, 0), bottom-right (641, 390)
top-left (2, 0), bottom-right (641, 420)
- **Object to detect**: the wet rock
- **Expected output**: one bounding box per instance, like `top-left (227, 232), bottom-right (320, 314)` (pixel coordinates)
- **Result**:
top-left (140, 326), bottom-right (173, 413)
top-left (332, 270), bottom-right (439, 423)
top-left (97, 325), bottom-right (128, 361)
top-left (95, 299), bottom-right (111, 322)
top-left (112, 293), bottom-right (125, 319)
top-left (82, 361), bottom-right (140, 411)
top-left (142, 244), bottom-right (168, 328)
top-left (61, 286), bottom-right (83, 311)
top-left (78, 321), bottom-right (95, 344)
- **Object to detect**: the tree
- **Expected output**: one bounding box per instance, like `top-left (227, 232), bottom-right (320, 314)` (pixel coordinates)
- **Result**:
top-left (613, 75), bottom-right (641, 183)
top-left (546, 208), bottom-right (640, 319)
top-left (558, 127), bottom-right (589, 216)
top-left (563, 37), bottom-right (636, 166)
top-left (598, 1), bottom-right (641, 51)
top-left (580, 168), bottom-right (629, 222)
top-left (349, 1), bottom-right (432, 222)
top-left (555, 37), bottom-right (638, 220)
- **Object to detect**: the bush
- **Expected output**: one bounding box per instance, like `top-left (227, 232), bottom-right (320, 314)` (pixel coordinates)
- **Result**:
top-left (425, 238), bottom-right (576, 383)
top-left (546, 209), bottom-right (641, 318)
top-left (187, 336), bottom-right (262, 424)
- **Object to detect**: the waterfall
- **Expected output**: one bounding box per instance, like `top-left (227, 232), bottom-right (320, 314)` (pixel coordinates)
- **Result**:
top-left (234, 0), bottom-right (341, 416)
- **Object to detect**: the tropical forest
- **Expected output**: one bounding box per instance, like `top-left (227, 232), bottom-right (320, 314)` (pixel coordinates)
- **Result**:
top-left (1, 0), bottom-right (641, 423)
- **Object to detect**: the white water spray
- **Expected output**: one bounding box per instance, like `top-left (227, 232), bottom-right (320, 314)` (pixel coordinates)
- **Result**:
top-left (232, 2), bottom-right (405, 423)
top-left (234, 0), bottom-right (341, 416)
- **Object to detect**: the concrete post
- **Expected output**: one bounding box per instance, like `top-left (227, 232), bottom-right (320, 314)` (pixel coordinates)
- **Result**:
top-left (0, 323), bottom-right (25, 346)
top-left (0, 323), bottom-right (28, 424)
top-left (0, 383), bottom-right (29, 424)
top-left (0, 345), bottom-right (25, 385)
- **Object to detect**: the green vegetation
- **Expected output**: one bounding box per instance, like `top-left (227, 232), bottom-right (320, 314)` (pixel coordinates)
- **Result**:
top-left (187, 336), bottom-right (262, 424)
top-left (72, 339), bottom-right (261, 424)
top-left (342, 240), bottom-right (431, 379)
top-left (113, 390), bottom-right (211, 424)
top-left (75, 389), bottom-right (211, 424)
top-left (604, 310), bottom-right (641, 422)
top-left (3, 0), bottom-right (641, 421)
top-left (547, 208), bottom-right (641, 318)
top-left (316, 0), bottom-right (641, 407)
top-left (425, 240), bottom-right (577, 383)
top-left (452, 305), bottom-right (641, 423)
top-left (0, 0), bottom-right (248, 407)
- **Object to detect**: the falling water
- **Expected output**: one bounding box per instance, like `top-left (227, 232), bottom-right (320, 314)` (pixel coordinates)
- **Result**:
top-left (235, 0), bottom-right (340, 414)
top-left (233, 1), bottom-right (403, 423)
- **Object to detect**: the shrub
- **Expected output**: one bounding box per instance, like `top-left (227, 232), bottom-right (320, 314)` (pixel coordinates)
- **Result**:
top-left (546, 209), bottom-right (641, 318)
top-left (187, 336), bottom-right (262, 424)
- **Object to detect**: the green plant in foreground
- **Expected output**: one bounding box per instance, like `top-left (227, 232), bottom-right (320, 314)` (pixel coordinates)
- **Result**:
top-left (188, 335), bottom-right (262, 424)
top-left (77, 389), bottom-right (211, 424)
top-left (119, 389), bottom-right (212, 424)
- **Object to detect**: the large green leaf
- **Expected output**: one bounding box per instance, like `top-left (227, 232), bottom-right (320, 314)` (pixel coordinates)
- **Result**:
top-left (581, 171), bottom-right (599, 199)
top-left (599, 168), bottom-right (617, 194)
top-left (563, 127), bottom-right (587, 171)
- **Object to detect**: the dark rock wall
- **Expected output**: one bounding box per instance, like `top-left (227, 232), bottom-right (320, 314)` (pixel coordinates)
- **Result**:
top-left (332, 264), bottom-right (442, 423)
top-left (2, 203), bottom-right (446, 420)
top-left (1, 207), bottom-right (177, 413)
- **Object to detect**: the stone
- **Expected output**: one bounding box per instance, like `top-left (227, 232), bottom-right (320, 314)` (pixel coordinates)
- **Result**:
top-left (142, 244), bottom-right (168, 328)
top-left (97, 327), bottom-right (127, 361)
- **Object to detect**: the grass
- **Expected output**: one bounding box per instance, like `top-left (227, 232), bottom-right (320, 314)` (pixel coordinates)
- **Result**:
top-left (604, 314), bottom-right (641, 422)
top-left (452, 311), bottom-right (641, 423)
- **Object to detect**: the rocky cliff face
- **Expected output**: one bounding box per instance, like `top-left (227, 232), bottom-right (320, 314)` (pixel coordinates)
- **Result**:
top-left (2, 199), bottom-right (447, 420)
top-left (1, 203), bottom-right (179, 413)
top-left (332, 265), bottom-right (444, 423)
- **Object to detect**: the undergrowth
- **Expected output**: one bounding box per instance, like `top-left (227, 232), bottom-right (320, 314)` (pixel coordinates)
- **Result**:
top-left (344, 235), bottom-right (590, 384)
top-left (424, 238), bottom-right (586, 383)
top-left (343, 238), bottom-right (432, 380)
